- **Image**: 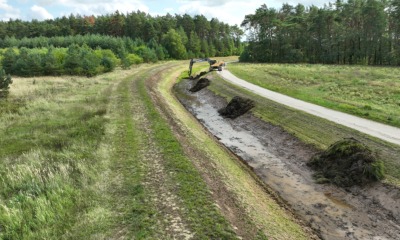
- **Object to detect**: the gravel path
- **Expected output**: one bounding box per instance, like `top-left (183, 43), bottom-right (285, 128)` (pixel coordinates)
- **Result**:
top-left (218, 69), bottom-right (400, 146)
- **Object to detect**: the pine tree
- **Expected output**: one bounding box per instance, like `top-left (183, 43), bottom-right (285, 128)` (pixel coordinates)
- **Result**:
top-left (0, 68), bottom-right (12, 96)
top-left (162, 29), bottom-right (187, 59)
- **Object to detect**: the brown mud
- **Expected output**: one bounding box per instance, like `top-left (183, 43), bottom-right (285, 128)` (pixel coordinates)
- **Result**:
top-left (175, 78), bottom-right (400, 240)
top-left (146, 69), bottom-right (269, 239)
top-left (189, 78), bottom-right (210, 92)
top-left (308, 138), bottom-right (384, 187)
top-left (218, 96), bottom-right (255, 119)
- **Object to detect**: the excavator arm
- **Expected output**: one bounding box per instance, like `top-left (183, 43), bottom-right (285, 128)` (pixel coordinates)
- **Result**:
top-left (188, 58), bottom-right (210, 76)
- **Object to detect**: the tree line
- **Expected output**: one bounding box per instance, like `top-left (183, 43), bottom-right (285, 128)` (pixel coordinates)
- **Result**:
top-left (0, 11), bottom-right (243, 59)
top-left (1, 45), bottom-right (125, 77)
top-left (240, 0), bottom-right (400, 66)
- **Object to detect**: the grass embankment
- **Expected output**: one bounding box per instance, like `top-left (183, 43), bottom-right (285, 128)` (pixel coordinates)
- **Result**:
top-left (229, 63), bottom-right (400, 128)
top-left (209, 72), bottom-right (400, 185)
top-left (0, 63), bottom-right (242, 239)
top-left (136, 63), bottom-right (238, 239)
top-left (156, 63), bottom-right (315, 240)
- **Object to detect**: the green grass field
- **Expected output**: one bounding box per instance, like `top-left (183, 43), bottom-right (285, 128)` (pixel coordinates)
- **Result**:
top-left (0, 72), bottom-right (115, 238)
top-left (0, 64), bottom-right (237, 239)
top-left (229, 63), bottom-right (400, 128)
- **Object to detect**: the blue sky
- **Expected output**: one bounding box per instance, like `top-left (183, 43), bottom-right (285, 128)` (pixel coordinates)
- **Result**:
top-left (1, 0), bottom-right (331, 26)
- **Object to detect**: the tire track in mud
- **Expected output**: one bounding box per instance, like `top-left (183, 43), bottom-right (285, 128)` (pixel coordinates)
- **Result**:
top-left (145, 66), bottom-right (265, 240)
top-left (130, 66), bottom-right (193, 239)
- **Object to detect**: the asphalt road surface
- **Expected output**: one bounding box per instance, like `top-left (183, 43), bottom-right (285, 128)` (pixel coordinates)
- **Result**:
top-left (218, 69), bottom-right (400, 146)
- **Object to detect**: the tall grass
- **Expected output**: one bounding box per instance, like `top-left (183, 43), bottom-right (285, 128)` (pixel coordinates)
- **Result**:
top-left (0, 74), bottom-right (112, 239)
top-left (229, 63), bottom-right (400, 128)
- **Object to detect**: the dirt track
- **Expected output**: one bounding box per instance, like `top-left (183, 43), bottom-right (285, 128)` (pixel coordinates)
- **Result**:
top-left (218, 68), bottom-right (400, 146)
top-left (175, 78), bottom-right (400, 240)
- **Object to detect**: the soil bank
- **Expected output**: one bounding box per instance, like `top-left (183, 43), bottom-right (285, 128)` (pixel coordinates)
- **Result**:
top-left (175, 78), bottom-right (400, 240)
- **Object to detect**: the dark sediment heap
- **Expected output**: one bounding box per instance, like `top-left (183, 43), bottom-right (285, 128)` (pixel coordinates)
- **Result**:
top-left (218, 96), bottom-right (255, 119)
top-left (189, 78), bottom-right (211, 92)
top-left (308, 138), bottom-right (384, 187)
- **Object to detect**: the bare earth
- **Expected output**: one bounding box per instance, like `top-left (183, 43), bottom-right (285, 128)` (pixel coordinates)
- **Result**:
top-left (218, 68), bottom-right (400, 146)
top-left (175, 78), bottom-right (400, 240)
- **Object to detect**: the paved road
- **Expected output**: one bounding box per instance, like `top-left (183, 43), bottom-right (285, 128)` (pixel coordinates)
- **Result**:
top-left (218, 69), bottom-right (400, 146)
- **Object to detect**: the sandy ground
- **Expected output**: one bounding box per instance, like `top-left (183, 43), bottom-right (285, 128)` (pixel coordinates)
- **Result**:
top-left (218, 68), bottom-right (400, 146)
top-left (175, 78), bottom-right (400, 240)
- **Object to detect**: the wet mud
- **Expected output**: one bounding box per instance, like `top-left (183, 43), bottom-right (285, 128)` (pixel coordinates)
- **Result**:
top-left (189, 78), bottom-right (210, 92)
top-left (308, 138), bottom-right (384, 187)
top-left (174, 78), bottom-right (400, 240)
top-left (218, 96), bottom-right (255, 119)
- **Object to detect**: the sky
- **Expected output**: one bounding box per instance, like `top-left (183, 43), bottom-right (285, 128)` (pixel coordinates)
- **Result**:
top-left (0, 0), bottom-right (332, 26)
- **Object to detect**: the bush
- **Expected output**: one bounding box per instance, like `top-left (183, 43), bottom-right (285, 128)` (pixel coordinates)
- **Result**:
top-left (126, 54), bottom-right (143, 65)
top-left (1, 48), bottom-right (17, 73)
top-left (96, 49), bottom-right (119, 72)
top-left (42, 47), bottom-right (63, 75)
top-left (0, 68), bottom-right (12, 94)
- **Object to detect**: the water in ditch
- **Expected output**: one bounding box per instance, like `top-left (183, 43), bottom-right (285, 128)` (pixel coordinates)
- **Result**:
top-left (175, 78), bottom-right (400, 240)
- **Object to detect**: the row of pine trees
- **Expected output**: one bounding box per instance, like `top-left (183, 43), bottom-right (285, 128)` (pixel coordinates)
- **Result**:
top-left (0, 11), bottom-right (244, 60)
top-left (241, 0), bottom-right (400, 66)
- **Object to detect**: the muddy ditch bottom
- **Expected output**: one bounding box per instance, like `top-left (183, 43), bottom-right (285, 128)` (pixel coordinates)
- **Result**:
top-left (174, 79), bottom-right (400, 240)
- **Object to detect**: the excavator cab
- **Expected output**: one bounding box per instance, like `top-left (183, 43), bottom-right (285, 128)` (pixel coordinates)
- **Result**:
top-left (208, 60), bottom-right (224, 72)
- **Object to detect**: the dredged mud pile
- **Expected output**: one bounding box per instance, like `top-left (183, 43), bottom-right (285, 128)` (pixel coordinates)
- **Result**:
top-left (308, 138), bottom-right (384, 187)
top-left (189, 78), bottom-right (210, 92)
top-left (218, 96), bottom-right (254, 119)
top-left (174, 78), bottom-right (400, 240)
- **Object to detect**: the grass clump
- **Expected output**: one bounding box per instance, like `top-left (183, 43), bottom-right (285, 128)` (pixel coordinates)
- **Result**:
top-left (308, 138), bottom-right (385, 187)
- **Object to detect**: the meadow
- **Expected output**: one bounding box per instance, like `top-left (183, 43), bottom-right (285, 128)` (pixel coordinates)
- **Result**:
top-left (0, 63), bottom-right (265, 239)
top-left (0, 71), bottom-right (115, 238)
top-left (229, 63), bottom-right (400, 128)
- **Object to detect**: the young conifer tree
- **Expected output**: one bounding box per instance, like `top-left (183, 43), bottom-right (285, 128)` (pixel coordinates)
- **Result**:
top-left (0, 68), bottom-right (12, 95)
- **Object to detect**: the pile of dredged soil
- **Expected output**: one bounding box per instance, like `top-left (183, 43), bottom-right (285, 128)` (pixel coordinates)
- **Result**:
top-left (189, 78), bottom-right (210, 92)
top-left (308, 138), bottom-right (384, 187)
top-left (218, 96), bottom-right (255, 119)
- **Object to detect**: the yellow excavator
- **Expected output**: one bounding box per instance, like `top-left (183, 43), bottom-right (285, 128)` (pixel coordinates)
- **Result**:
top-left (188, 58), bottom-right (225, 76)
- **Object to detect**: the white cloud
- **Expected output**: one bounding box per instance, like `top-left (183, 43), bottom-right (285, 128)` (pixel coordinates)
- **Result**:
top-left (0, 0), bottom-right (21, 20)
top-left (176, 0), bottom-right (332, 26)
top-left (2, 0), bottom-right (333, 24)
top-left (177, 0), bottom-right (266, 26)
top-left (177, 0), bottom-right (232, 7)
top-left (30, 4), bottom-right (53, 20)
top-left (56, 0), bottom-right (149, 16)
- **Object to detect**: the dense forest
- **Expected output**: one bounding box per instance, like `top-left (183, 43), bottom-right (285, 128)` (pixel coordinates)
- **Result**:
top-left (240, 0), bottom-right (400, 66)
top-left (0, 11), bottom-right (243, 77)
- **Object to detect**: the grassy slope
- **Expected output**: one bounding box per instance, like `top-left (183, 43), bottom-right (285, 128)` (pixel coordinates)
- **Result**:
top-left (0, 63), bottom-right (242, 239)
top-left (136, 63), bottom-right (238, 239)
top-left (229, 63), bottom-right (400, 128)
top-left (208, 72), bottom-right (400, 185)
top-left (157, 63), bottom-right (314, 240)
